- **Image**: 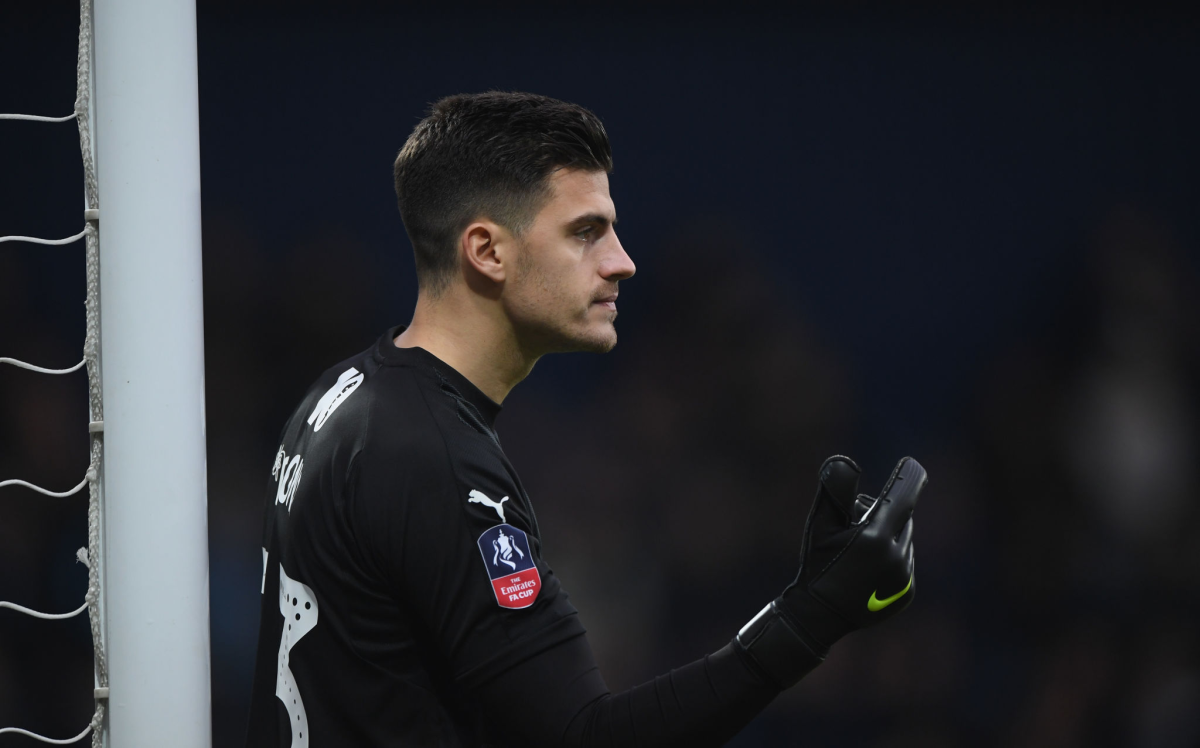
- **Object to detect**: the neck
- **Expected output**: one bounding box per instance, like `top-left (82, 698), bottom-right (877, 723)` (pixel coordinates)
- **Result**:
top-left (393, 287), bottom-right (537, 404)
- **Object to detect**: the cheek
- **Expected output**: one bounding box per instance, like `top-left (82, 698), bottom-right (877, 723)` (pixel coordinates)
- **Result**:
top-left (527, 258), bottom-right (591, 310)
top-left (510, 241), bottom-right (602, 323)
top-left (545, 275), bottom-right (590, 322)
top-left (509, 261), bottom-right (572, 321)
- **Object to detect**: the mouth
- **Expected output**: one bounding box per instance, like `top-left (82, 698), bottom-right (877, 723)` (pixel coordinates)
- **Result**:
top-left (592, 292), bottom-right (618, 312)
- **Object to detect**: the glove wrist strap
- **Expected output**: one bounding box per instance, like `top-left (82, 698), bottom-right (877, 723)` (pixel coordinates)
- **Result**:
top-left (732, 599), bottom-right (825, 690)
top-left (778, 586), bottom-right (851, 652)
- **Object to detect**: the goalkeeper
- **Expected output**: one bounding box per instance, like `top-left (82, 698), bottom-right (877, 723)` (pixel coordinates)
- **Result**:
top-left (245, 91), bottom-right (925, 747)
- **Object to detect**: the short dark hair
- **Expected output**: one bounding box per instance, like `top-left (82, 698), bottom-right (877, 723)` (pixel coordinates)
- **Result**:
top-left (393, 91), bottom-right (613, 295)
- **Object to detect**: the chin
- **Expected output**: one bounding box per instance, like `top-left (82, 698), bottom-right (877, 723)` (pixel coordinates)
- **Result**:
top-left (564, 324), bottom-right (618, 354)
top-left (524, 316), bottom-right (618, 356)
top-left (581, 336), bottom-right (617, 354)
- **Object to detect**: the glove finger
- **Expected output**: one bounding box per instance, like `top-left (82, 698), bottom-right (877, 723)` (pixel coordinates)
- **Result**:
top-left (902, 552), bottom-right (916, 605)
top-left (818, 455), bottom-right (862, 523)
top-left (894, 515), bottom-right (914, 547)
top-left (852, 493), bottom-right (876, 523)
top-left (873, 457), bottom-right (927, 535)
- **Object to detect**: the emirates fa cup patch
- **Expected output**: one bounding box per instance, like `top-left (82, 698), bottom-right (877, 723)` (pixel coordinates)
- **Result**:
top-left (477, 524), bottom-right (541, 609)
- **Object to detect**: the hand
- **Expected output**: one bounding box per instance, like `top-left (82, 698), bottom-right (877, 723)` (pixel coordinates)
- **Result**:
top-left (734, 455), bottom-right (925, 688)
top-left (779, 455), bottom-right (924, 654)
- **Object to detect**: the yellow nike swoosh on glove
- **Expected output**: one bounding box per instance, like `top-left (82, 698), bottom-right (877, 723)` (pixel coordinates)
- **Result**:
top-left (867, 574), bottom-right (913, 612)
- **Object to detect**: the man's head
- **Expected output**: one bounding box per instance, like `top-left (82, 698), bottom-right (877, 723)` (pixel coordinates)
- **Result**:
top-left (394, 92), bottom-right (634, 355)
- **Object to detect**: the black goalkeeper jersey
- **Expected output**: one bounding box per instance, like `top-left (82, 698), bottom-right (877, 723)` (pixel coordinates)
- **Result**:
top-left (245, 327), bottom-right (586, 746)
top-left (246, 327), bottom-right (783, 748)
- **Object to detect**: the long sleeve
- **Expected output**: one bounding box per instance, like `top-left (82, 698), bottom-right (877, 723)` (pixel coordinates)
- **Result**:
top-left (473, 632), bottom-right (783, 747)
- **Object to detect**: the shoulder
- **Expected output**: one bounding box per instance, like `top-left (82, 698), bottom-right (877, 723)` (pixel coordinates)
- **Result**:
top-left (296, 346), bottom-right (432, 435)
top-left (278, 346), bottom-right (451, 485)
top-left (328, 359), bottom-right (468, 507)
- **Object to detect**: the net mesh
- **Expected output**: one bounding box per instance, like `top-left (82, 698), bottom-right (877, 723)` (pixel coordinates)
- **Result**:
top-left (78, 0), bottom-right (111, 740)
top-left (0, 0), bottom-right (108, 744)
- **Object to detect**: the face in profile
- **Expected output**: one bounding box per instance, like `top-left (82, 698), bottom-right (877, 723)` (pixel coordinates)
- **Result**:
top-left (503, 169), bottom-right (636, 355)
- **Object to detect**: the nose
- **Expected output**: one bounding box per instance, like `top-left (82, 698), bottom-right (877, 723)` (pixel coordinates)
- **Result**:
top-left (601, 230), bottom-right (636, 282)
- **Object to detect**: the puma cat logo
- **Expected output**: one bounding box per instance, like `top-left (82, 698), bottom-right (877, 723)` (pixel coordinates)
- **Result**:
top-left (468, 490), bottom-right (509, 522)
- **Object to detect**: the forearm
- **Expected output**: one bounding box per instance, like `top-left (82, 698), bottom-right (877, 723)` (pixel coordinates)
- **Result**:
top-left (563, 642), bottom-right (782, 748)
top-left (476, 633), bottom-right (801, 748)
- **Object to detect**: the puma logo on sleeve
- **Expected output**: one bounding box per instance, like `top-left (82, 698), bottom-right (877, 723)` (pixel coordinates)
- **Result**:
top-left (468, 490), bottom-right (509, 522)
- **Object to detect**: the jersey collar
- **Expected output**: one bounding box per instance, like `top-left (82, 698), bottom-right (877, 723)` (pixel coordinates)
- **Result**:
top-left (375, 325), bottom-right (503, 427)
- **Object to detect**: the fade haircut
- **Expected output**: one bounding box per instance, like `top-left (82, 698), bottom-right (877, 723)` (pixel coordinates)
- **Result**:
top-left (393, 91), bottom-right (613, 296)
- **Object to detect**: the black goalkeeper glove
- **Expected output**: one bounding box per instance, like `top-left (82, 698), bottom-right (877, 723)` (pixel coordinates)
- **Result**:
top-left (734, 455), bottom-right (925, 688)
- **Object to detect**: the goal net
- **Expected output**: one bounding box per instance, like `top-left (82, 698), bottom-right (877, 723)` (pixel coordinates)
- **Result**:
top-left (1, 0), bottom-right (211, 745)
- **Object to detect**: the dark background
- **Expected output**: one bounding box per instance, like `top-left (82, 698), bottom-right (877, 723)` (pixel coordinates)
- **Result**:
top-left (3, 2), bottom-right (1199, 746)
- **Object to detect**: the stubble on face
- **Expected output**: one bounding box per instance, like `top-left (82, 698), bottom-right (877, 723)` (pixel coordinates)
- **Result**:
top-left (504, 169), bottom-right (626, 357)
top-left (512, 238), bottom-right (618, 355)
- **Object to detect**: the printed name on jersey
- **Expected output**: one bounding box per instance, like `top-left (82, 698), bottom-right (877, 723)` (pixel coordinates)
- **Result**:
top-left (476, 524), bottom-right (541, 609)
top-left (307, 366), bottom-right (364, 431)
top-left (272, 445), bottom-right (287, 479)
top-left (273, 448), bottom-right (304, 512)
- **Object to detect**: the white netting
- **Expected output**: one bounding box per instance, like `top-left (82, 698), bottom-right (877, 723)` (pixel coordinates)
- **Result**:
top-left (0, 0), bottom-right (108, 745)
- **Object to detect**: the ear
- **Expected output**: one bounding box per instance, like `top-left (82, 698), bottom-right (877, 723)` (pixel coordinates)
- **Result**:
top-left (460, 219), bottom-right (514, 285)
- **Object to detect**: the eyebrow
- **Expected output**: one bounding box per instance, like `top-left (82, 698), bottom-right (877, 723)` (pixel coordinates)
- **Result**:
top-left (567, 212), bottom-right (617, 229)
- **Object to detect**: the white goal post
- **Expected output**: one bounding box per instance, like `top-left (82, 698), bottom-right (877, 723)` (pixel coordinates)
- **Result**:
top-left (94, 0), bottom-right (212, 745)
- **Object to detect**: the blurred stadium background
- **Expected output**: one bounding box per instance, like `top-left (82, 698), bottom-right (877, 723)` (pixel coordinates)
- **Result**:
top-left (2, 2), bottom-right (1198, 746)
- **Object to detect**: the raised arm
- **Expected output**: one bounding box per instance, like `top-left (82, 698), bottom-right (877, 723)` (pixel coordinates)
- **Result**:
top-left (475, 456), bottom-right (927, 747)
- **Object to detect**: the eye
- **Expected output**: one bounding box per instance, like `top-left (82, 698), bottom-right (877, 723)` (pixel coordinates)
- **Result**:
top-left (575, 226), bottom-right (596, 242)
